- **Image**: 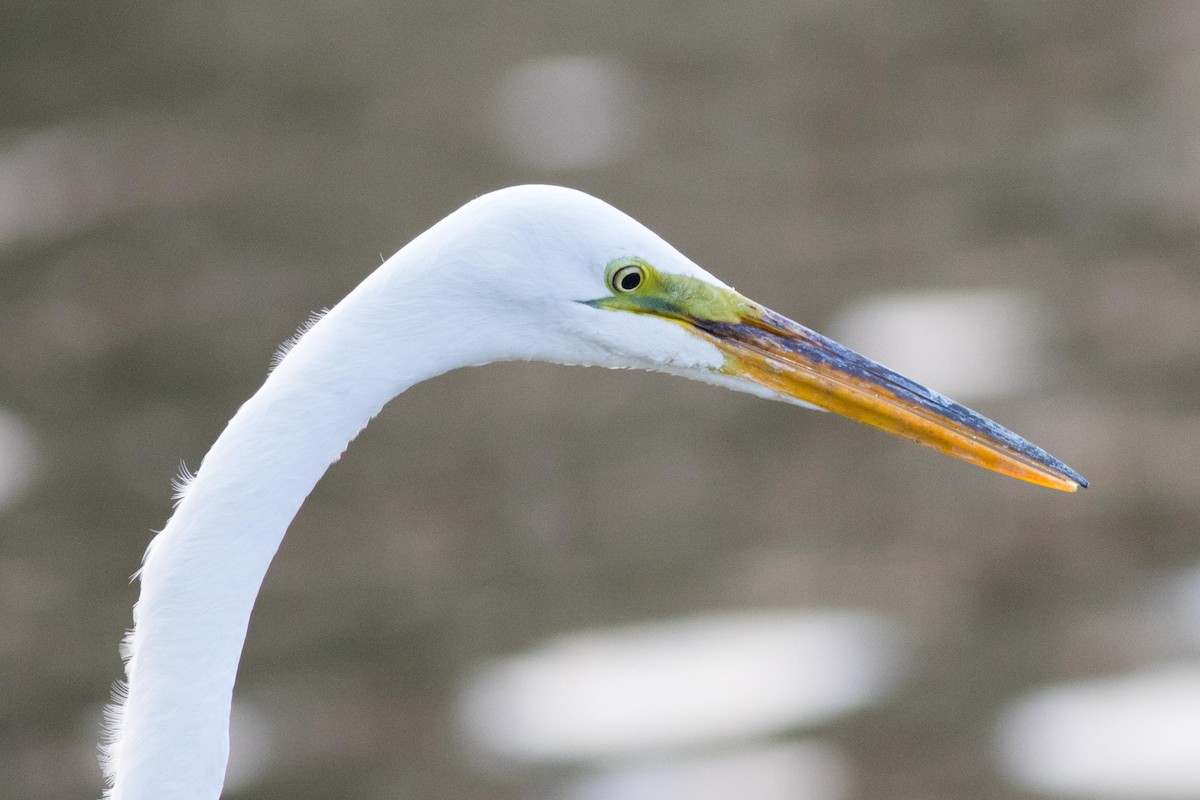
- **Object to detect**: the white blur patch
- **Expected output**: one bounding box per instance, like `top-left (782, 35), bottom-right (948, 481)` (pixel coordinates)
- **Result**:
top-left (224, 700), bottom-right (275, 793)
top-left (487, 56), bottom-right (644, 170)
top-left (1161, 564), bottom-right (1200, 651)
top-left (0, 122), bottom-right (197, 250)
top-left (457, 610), bottom-right (906, 764)
top-left (0, 409), bottom-right (39, 512)
top-left (995, 663), bottom-right (1200, 799)
top-left (829, 291), bottom-right (1043, 401)
top-left (558, 741), bottom-right (851, 800)
top-left (0, 126), bottom-right (122, 249)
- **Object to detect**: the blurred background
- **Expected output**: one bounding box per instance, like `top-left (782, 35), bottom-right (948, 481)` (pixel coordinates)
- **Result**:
top-left (2, 1), bottom-right (1199, 798)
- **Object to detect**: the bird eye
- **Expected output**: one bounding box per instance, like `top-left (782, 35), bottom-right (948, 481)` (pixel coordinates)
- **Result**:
top-left (611, 264), bottom-right (644, 293)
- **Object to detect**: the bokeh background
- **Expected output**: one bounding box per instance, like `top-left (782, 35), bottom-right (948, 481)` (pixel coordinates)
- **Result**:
top-left (3, 2), bottom-right (1199, 798)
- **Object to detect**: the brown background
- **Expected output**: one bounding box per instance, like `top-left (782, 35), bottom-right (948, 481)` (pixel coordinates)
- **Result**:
top-left (2, 2), bottom-right (1197, 798)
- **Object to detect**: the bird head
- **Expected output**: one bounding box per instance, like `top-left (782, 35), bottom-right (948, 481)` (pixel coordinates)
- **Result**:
top-left (409, 185), bottom-right (1086, 492)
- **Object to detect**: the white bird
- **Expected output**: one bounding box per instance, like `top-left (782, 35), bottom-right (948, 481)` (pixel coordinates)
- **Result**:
top-left (102, 185), bottom-right (1086, 800)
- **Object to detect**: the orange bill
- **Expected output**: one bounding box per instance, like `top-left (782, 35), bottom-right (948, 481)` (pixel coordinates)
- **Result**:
top-left (691, 305), bottom-right (1088, 492)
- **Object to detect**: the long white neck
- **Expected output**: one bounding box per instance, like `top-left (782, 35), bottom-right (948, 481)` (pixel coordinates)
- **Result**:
top-left (101, 183), bottom-right (701, 799)
top-left (103, 238), bottom-right (498, 800)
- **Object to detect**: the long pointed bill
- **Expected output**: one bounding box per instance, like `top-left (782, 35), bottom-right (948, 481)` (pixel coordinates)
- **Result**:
top-left (690, 305), bottom-right (1088, 493)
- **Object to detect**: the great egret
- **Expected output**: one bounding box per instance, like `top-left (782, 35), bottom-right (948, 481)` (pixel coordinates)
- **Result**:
top-left (102, 185), bottom-right (1086, 800)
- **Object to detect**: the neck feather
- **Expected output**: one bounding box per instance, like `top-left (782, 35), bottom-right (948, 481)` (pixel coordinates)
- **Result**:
top-left (103, 248), bottom-right (488, 800)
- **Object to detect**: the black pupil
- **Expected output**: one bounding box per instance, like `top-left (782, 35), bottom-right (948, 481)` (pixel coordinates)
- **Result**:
top-left (619, 270), bottom-right (641, 291)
